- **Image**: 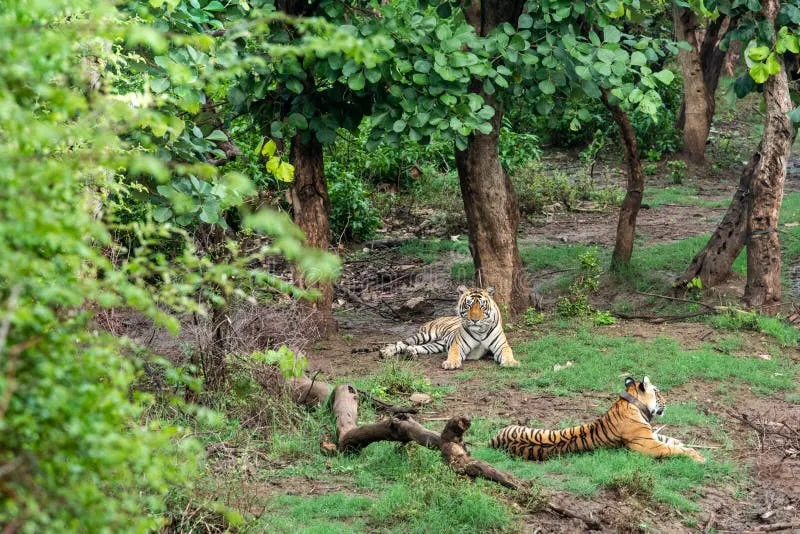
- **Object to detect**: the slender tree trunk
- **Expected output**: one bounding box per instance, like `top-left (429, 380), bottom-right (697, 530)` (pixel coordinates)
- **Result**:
top-left (600, 91), bottom-right (644, 270)
top-left (455, 93), bottom-right (530, 313)
top-left (290, 135), bottom-right (336, 336)
top-left (671, 150), bottom-right (760, 293)
top-left (457, 0), bottom-right (530, 314)
top-left (744, 0), bottom-right (793, 309)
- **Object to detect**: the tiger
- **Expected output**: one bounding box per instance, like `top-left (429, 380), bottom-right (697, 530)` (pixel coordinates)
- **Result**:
top-left (378, 286), bottom-right (519, 370)
top-left (489, 376), bottom-right (705, 463)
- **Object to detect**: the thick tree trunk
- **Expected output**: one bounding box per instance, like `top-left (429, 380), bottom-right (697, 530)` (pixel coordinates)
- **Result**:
top-left (671, 151), bottom-right (760, 293)
top-left (674, 10), bottom-right (728, 163)
top-left (600, 91), bottom-right (644, 270)
top-left (455, 95), bottom-right (530, 313)
top-left (456, 1), bottom-right (530, 315)
top-left (744, 0), bottom-right (793, 309)
top-left (289, 135), bottom-right (336, 336)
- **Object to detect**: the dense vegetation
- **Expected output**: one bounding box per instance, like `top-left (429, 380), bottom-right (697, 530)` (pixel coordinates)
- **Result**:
top-left (2, 0), bottom-right (800, 532)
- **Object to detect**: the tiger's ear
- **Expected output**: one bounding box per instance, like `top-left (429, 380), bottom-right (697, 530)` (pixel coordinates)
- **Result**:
top-left (640, 376), bottom-right (650, 392)
top-left (485, 286), bottom-right (495, 295)
top-left (457, 285), bottom-right (468, 294)
top-left (624, 377), bottom-right (635, 389)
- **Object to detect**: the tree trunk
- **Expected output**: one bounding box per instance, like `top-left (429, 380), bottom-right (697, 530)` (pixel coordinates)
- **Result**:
top-left (455, 94), bottom-right (530, 313)
top-left (456, 0), bottom-right (530, 314)
top-left (671, 150), bottom-right (760, 293)
top-left (674, 9), bottom-right (728, 163)
top-left (600, 91), bottom-right (644, 270)
top-left (289, 135), bottom-right (336, 336)
top-left (744, 0), bottom-right (793, 309)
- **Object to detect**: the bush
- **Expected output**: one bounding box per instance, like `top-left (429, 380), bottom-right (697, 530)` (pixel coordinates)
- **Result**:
top-left (513, 164), bottom-right (578, 213)
top-left (327, 165), bottom-right (382, 243)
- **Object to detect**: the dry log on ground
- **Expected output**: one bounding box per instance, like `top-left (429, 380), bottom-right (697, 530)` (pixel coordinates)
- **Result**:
top-left (289, 373), bottom-right (332, 408)
top-left (328, 384), bottom-right (602, 530)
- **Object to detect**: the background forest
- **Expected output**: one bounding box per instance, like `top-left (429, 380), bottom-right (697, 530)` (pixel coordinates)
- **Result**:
top-left (2, 0), bottom-right (800, 532)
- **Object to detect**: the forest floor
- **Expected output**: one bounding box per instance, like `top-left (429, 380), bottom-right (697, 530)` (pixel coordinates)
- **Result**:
top-left (139, 98), bottom-right (800, 533)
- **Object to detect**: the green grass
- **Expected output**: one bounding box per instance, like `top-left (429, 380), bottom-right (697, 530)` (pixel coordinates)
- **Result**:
top-left (400, 237), bottom-right (469, 263)
top-left (709, 309), bottom-right (799, 347)
top-left (644, 185), bottom-right (728, 209)
top-left (511, 328), bottom-right (797, 395)
top-left (660, 402), bottom-right (718, 427)
top-left (352, 357), bottom-right (453, 404)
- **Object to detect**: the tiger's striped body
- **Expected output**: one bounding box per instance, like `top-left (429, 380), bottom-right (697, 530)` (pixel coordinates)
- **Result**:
top-left (489, 377), bottom-right (705, 462)
top-left (379, 286), bottom-right (518, 370)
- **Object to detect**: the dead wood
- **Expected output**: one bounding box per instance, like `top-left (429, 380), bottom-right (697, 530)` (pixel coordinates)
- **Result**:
top-left (362, 237), bottom-right (410, 249)
top-left (740, 523), bottom-right (800, 533)
top-left (290, 373), bottom-right (331, 408)
top-left (326, 384), bottom-right (603, 530)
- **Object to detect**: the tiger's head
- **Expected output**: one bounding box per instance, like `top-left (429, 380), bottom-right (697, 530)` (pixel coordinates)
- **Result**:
top-left (456, 286), bottom-right (498, 333)
top-left (624, 376), bottom-right (665, 417)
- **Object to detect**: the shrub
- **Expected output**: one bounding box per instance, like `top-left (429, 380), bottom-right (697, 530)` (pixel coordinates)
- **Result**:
top-left (327, 165), bottom-right (382, 243)
top-left (557, 250), bottom-right (602, 317)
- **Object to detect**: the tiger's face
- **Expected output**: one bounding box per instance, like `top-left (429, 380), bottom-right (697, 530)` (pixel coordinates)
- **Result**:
top-left (456, 286), bottom-right (497, 332)
top-left (625, 376), bottom-right (665, 417)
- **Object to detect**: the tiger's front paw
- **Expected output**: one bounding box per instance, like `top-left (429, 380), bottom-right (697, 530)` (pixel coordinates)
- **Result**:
top-left (500, 358), bottom-right (520, 367)
top-left (441, 358), bottom-right (462, 370)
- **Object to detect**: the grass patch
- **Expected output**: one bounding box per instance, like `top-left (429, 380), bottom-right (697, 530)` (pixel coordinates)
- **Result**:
top-left (353, 357), bottom-right (453, 403)
top-left (709, 309), bottom-right (799, 347)
top-left (475, 443), bottom-right (738, 511)
top-left (400, 237), bottom-right (469, 264)
top-left (644, 185), bottom-right (728, 209)
top-left (661, 402), bottom-right (718, 426)
top-left (512, 328), bottom-right (797, 395)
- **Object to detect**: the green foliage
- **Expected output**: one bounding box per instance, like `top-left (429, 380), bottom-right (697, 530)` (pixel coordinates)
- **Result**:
top-left (513, 164), bottom-right (578, 213)
top-left (327, 168), bottom-right (382, 243)
top-left (524, 308), bottom-right (546, 326)
top-left (666, 160), bottom-right (688, 185)
top-left (593, 310), bottom-right (616, 326)
top-left (499, 117), bottom-right (543, 171)
top-left (557, 250), bottom-right (602, 317)
top-left (254, 346), bottom-right (308, 378)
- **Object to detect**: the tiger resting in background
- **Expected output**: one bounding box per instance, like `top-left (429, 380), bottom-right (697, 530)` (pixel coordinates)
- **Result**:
top-left (379, 286), bottom-right (519, 370)
top-left (489, 376), bottom-right (705, 462)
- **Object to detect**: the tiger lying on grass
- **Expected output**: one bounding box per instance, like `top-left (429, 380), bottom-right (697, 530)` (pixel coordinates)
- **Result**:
top-left (378, 286), bottom-right (519, 370)
top-left (489, 376), bottom-right (705, 462)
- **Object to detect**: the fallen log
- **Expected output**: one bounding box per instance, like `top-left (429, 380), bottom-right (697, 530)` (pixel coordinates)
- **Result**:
top-left (328, 384), bottom-right (602, 531)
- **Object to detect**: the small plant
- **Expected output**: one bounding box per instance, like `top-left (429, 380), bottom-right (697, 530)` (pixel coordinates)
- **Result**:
top-left (579, 129), bottom-right (606, 166)
top-left (513, 163), bottom-right (577, 213)
top-left (643, 163), bottom-right (658, 176)
top-left (607, 470), bottom-right (656, 501)
top-left (557, 250), bottom-right (601, 317)
top-left (327, 166), bottom-right (382, 243)
top-left (666, 160), bottom-right (687, 185)
top-left (645, 148), bottom-right (663, 162)
top-left (499, 116), bottom-right (543, 171)
top-left (524, 307), bottom-right (546, 326)
top-left (254, 345), bottom-right (308, 378)
top-left (342, 333), bottom-right (354, 343)
top-left (593, 310), bottom-right (616, 326)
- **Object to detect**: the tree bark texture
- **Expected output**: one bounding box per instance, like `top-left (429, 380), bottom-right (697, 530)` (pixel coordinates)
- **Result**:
top-left (674, 9), bottom-right (728, 163)
top-left (456, 1), bottom-right (530, 314)
top-left (289, 134), bottom-right (336, 336)
top-left (672, 150), bottom-right (760, 293)
top-left (744, 1), bottom-right (794, 309)
top-left (600, 91), bottom-right (644, 269)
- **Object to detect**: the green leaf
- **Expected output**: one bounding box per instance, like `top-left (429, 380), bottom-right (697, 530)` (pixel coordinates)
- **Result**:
top-left (204, 1), bottom-right (225, 11)
top-left (539, 79), bottom-right (556, 95)
top-left (276, 162), bottom-right (295, 182)
top-left (365, 69), bottom-right (381, 83)
top-left (653, 69), bottom-right (675, 85)
top-left (597, 48), bottom-right (615, 64)
top-left (749, 62), bottom-right (770, 83)
top-left (766, 52), bottom-right (781, 75)
top-left (630, 51), bottom-right (646, 66)
top-left (575, 65), bottom-right (591, 80)
top-left (476, 106), bottom-right (495, 120)
top-left (476, 122), bottom-right (493, 134)
top-left (414, 59), bottom-right (432, 73)
top-left (285, 78), bottom-right (303, 94)
top-left (787, 106), bottom-right (800, 124)
top-left (518, 14), bottom-right (533, 29)
top-left (262, 139), bottom-right (277, 157)
top-left (348, 72), bottom-right (365, 91)
top-left (603, 25), bottom-right (621, 44)
top-left (392, 119), bottom-right (406, 133)
top-left (747, 45), bottom-right (770, 61)
top-left (151, 77), bottom-right (170, 93)
top-left (287, 113), bottom-right (308, 130)
top-left (153, 206), bottom-right (172, 222)
top-left (205, 129), bottom-right (228, 142)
